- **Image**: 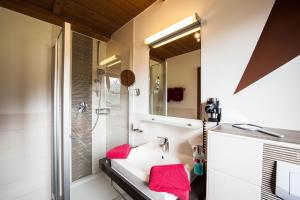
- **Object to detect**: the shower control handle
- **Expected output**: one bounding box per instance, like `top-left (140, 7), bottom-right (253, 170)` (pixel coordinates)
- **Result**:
top-left (78, 101), bottom-right (87, 113)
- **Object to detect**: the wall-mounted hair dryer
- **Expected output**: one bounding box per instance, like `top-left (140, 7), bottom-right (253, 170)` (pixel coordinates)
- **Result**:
top-left (205, 98), bottom-right (222, 124)
top-left (202, 98), bottom-right (222, 157)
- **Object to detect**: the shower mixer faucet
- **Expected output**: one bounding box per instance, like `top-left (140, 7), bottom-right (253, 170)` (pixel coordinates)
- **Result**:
top-left (78, 101), bottom-right (87, 113)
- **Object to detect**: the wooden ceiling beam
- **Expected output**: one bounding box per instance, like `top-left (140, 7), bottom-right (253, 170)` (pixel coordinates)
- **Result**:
top-left (63, 0), bottom-right (117, 34)
top-left (52, 0), bottom-right (65, 15)
top-left (0, 0), bottom-right (110, 41)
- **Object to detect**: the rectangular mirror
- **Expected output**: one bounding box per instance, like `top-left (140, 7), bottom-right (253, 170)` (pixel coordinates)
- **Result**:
top-left (149, 30), bottom-right (201, 119)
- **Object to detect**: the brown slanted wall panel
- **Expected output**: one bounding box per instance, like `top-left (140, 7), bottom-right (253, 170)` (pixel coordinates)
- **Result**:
top-left (235, 0), bottom-right (300, 94)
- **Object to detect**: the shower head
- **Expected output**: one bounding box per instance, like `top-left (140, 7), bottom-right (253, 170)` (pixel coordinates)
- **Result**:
top-left (95, 69), bottom-right (106, 85)
top-left (97, 68), bottom-right (106, 76)
top-left (94, 68), bottom-right (106, 97)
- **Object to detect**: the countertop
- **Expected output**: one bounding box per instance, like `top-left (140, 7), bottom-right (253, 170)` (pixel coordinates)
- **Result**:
top-left (211, 123), bottom-right (300, 146)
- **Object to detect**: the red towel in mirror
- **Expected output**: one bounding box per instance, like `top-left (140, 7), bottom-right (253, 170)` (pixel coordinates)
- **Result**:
top-left (167, 88), bottom-right (173, 102)
top-left (106, 144), bottom-right (131, 159)
top-left (149, 164), bottom-right (190, 200)
top-left (171, 87), bottom-right (184, 101)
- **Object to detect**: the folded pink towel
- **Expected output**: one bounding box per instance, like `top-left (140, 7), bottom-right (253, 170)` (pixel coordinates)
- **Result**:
top-left (149, 164), bottom-right (190, 200)
top-left (106, 144), bottom-right (131, 159)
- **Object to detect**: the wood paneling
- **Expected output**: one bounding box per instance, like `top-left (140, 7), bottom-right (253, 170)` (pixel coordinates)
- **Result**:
top-left (52, 0), bottom-right (65, 15)
top-left (150, 32), bottom-right (201, 60)
top-left (0, 0), bottom-right (156, 41)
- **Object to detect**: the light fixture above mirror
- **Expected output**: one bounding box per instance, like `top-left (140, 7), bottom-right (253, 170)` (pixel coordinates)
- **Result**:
top-left (144, 13), bottom-right (201, 48)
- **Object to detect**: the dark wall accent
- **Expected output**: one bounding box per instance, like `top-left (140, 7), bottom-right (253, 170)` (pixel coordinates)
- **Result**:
top-left (71, 32), bottom-right (93, 181)
top-left (235, 0), bottom-right (300, 94)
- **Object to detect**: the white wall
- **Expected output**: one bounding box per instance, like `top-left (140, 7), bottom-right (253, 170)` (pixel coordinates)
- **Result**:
top-left (0, 7), bottom-right (56, 200)
top-left (130, 0), bottom-right (300, 131)
top-left (167, 50), bottom-right (200, 119)
top-left (201, 0), bottom-right (300, 130)
top-left (0, 8), bottom-right (52, 114)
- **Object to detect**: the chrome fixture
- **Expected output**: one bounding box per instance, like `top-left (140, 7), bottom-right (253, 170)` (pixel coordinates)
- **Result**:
top-left (131, 123), bottom-right (143, 133)
top-left (129, 88), bottom-right (140, 96)
top-left (78, 101), bottom-right (87, 113)
top-left (96, 108), bottom-right (111, 115)
top-left (132, 128), bottom-right (143, 133)
top-left (157, 136), bottom-right (169, 154)
top-left (88, 68), bottom-right (108, 134)
top-left (94, 68), bottom-right (105, 97)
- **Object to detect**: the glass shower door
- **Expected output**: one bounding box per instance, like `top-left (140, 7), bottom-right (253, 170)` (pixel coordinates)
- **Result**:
top-left (106, 64), bottom-right (129, 151)
top-left (52, 22), bottom-right (72, 200)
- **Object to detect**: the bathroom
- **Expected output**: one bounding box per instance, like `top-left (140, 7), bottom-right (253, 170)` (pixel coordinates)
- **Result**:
top-left (0, 0), bottom-right (300, 200)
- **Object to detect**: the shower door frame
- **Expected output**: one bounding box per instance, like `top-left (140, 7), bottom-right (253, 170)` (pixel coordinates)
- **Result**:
top-left (52, 22), bottom-right (72, 200)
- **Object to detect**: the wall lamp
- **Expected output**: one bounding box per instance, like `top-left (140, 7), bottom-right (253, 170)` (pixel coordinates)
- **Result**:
top-left (144, 13), bottom-right (201, 48)
top-left (99, 55), bottom-right (121, 67)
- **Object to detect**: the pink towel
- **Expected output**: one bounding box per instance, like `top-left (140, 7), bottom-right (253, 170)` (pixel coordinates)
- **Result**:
top-left (149, 164), bottom-right (190, 200)
top-left (106, 144), bottom-right (131, 159)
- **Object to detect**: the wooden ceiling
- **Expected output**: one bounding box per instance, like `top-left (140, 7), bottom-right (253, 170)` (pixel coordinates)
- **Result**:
top-left (0, 0), bottom-right (156, 41)
top-left (150, 32), bottom-right (201, 61)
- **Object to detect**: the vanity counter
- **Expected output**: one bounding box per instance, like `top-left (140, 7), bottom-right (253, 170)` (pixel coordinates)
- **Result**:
top-left (212, 123), bottom-right (300, 146)
top-left (207, 124), bottom-right (300, 200)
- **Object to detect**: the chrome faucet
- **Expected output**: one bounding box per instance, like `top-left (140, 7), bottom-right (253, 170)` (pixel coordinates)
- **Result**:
top-left (157, 136), bottom-right (169, 153)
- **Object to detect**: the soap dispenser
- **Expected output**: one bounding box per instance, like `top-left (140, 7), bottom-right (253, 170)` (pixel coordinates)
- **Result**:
top-left (193, 145), bottom-right (205, 176)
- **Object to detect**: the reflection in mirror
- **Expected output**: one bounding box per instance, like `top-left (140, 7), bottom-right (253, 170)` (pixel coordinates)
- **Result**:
top-left (149, 30), bottom-right (201, 119)
top-left (105, 58), bottom-right (122, 105)
top-left (149, 59), bottom-right (166, 115)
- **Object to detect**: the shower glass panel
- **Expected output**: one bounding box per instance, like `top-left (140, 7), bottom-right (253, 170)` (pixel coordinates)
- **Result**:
top-left (149, 59), bottom-right (166, 115)
top-left (106, 63), bottom-right (129, 151)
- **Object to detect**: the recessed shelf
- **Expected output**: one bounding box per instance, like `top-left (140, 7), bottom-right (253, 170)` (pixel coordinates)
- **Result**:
top-left (140, 118), bottom-right (202, 129)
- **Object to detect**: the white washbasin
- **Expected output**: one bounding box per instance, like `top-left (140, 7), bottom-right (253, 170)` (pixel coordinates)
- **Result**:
top-left (111, 143), bottom-right (193, 200)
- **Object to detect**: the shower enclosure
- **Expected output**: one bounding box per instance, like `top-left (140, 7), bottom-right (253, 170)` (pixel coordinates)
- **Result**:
top-left (52, 22), bottom-right (129, 200)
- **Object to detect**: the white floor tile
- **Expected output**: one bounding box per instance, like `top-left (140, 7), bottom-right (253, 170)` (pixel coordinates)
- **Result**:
top-left (71, 173), bottom-right (120, 200)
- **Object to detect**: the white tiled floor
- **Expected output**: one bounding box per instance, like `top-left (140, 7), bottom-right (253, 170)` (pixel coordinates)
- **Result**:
top-left (71, 173), bottom-right (129, 200)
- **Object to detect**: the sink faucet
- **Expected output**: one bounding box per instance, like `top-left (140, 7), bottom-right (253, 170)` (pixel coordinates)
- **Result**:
top-left (157, 136), bottom-right (169, 153)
